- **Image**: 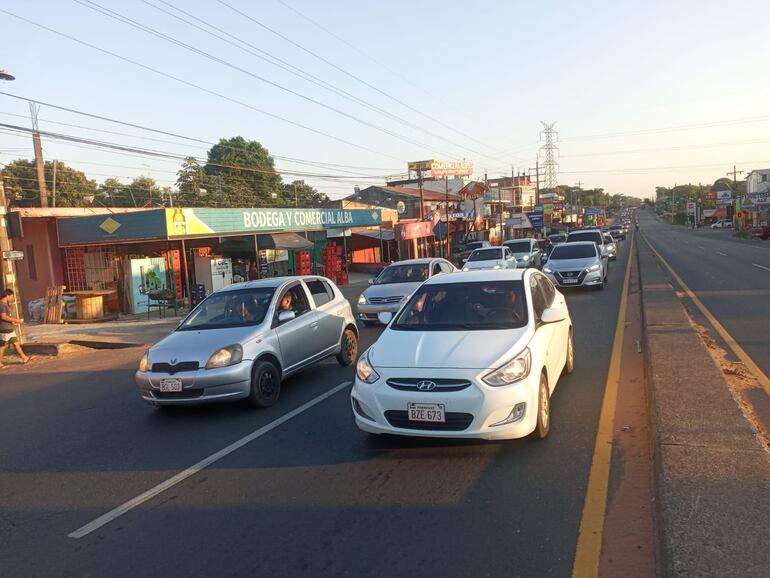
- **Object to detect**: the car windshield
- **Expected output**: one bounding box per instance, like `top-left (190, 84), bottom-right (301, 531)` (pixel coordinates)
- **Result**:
top-left (392, 281), bottom-right (528, 331)
top-left (567, 232), bottom-right (603, 246)
top-left (550, 244), bottom-right (597, 259)
top-left (178, 288), bottom-right (275, 330)
top-left (468, 248), bottom-right (503, 261)
top-left (463, 242), bottom-right (484, 251)
top-left (549, 234), bottom-right (567, 243)
top-left (504, 241), bottom-right (531, 253)
top-left (374, 263), bottom-right (429, 284)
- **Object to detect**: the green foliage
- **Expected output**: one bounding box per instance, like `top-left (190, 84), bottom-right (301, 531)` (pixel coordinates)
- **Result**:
top-left (175, 157), bottom-right (210, 207)
top-left (281, 180), bottom-right (330, 207)
top-left (1, 159), bottom-right (97, 207)
top-left (203, 137), bottom-right (282, 207)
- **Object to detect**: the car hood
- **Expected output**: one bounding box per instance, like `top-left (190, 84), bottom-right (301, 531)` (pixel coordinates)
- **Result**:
top-left (370, 326), bottom-right (531, 369)
top-left (364, 282), bottom-right (422, 299)
top-left (150, 325), bottom-right (260, 365)
top-left (547, 257), bottom-right (598, 270)
top-left (463, 259), bottom-right (505, 270)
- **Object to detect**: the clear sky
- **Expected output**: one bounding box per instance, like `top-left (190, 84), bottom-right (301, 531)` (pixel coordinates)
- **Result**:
top-left (1, 0), bottom-right (769, 199)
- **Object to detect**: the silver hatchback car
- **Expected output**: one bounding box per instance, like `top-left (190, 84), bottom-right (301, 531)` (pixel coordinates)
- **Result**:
top-left (136, 276), bottom-right (358, 408)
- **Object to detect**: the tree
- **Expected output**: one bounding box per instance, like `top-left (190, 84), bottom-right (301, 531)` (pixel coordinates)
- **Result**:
top-left (128, 176), bottom-right (163, 207)
top-left (175, 156), bottom-right (209, 207)
top-left (204, 137), bottom-right (282, 207)
top-left (0, 159), bottom-right (97, 207)
top-left (281, 180), bottom-right (330, 207)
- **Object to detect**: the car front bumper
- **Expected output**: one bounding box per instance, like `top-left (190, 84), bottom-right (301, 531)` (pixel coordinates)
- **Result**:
top-left (544, 269), bottom-right (603, 288)
top-left (356, 301), bottom-right (403, 322)
top-left (351, 368), bottom-right (540, 440)
top-left (135, 361), bottom-right (253, 405)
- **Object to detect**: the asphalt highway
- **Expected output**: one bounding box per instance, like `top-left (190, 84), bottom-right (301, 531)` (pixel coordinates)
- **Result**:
top-left (1, 243), bottom-right (632, 577)
top-left (638, 210), bottom-right (770, 380)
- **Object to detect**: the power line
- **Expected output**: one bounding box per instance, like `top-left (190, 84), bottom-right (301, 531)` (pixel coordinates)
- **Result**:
top-left (73, 0), bottom-right (465, 160)
top-left (219, 0), bottom-right (511, 162)
top-left (0, 8), bottom-right (408, 163)
top-left (142, 0), bottom-right (504, 164)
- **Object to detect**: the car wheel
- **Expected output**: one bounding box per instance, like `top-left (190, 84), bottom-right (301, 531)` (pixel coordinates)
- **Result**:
top-left (248, 360), bottom-right (281, 408)
top-left (565, 330), bottom-right (575, 374)
top-left (532, 372), bottom-right (551, 440)
top-left (336, 328), bottom-right (358, 366)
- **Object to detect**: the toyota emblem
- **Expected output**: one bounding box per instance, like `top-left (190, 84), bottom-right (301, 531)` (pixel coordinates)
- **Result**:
top-left (416, 380), bottom-right (437, 391)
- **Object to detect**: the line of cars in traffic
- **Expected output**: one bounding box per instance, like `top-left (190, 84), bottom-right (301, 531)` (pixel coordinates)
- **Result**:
top-left (135, 212), bottom-right (632, 443)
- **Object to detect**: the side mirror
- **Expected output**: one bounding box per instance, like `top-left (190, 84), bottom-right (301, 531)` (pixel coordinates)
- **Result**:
top-left (377, 311), bottom-right (393, 325)
top-left (541, 306), bottom-right (567, 324)
top-left (278, 310), bottom-right (296, 323)
top-left (462, 258), bottom-right (468, 263)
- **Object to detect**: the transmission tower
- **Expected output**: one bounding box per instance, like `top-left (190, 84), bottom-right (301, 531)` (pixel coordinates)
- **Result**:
top-left (539, 121), bottom-right (559, 190)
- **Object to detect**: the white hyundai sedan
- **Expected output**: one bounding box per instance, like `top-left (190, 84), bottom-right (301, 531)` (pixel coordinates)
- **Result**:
top-left (351, 269), bottom-right (573, 440)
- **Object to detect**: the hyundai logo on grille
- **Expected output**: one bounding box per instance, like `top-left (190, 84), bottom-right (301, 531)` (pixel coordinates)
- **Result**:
top-left (416, 380), bottom-right (437, 391)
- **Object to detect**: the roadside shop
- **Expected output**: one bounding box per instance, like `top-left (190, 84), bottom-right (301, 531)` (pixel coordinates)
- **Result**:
top-left (54, 207), bottom-right (382, 315)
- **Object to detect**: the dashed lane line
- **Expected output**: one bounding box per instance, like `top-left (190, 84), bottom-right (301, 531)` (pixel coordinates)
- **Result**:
top-left (753, 263), bottom-right (770, 272)
top-left (68, 381), bottom-right (352, 539)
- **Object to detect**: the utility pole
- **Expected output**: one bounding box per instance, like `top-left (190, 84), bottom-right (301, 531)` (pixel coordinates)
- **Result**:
top-left (217, 175), bottom-right (223, 208)
top-left (0, 179), bottom-right (24, 341)
top-left (444, 176), bottom-right (450, 259)
top-left (417, 167), bottom-right (425, 220)
top-left (29, 103), bottom-right (48, 208)
top-left (726, 165), bottom-right (743, 222)
top-left (294, 182), bottom-right (298, 207)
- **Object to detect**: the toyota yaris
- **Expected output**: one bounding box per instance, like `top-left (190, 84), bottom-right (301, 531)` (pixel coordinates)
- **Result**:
top-left (351, 269), bottom-right (574, 440)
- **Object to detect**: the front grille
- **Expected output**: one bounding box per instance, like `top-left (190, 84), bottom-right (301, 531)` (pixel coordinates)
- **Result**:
top-left (386, 378), bottom-right (472, 392)
top-left (368, 296), bottom-right (403, 304)
top-left (384, 410), bottom-right (474, 431)
top-left (151, 361), bottom-right (199, 374)
top-left (152, 388), bottom-right (204, 399)
top-left (555, 270), bottom-right (587, 285)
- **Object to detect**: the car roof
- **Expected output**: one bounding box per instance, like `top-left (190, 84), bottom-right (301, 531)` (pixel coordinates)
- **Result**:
top-left (385, 258), bottom-right (439, 265)
top-left (470, 245), bottom-right (504, 251)
top-left (220, 276), bottom-right (325, 292)
top-left (424, 269), bottom-right (528, 285)
top-left (554, 241), bottom-right (596, 248)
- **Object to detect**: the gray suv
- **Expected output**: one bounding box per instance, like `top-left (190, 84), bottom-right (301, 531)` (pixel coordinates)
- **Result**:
top-left (136, 277), bottom-right (358, 408)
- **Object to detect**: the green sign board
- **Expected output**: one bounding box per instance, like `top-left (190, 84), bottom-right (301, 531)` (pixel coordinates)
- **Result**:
top-left (166, 208), bottom-right (381, 237)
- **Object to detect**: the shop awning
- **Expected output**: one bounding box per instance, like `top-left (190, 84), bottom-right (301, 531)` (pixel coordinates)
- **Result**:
top-left (353, 229), bottom-right (395, 242)
top-left (257, 233), bottom-right (314, 250)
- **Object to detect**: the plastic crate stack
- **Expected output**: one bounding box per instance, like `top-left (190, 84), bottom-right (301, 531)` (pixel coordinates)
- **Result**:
top-left (296, 251), bottom-right (312, 276)
top-left (322, 242), bottom-right (347, 285)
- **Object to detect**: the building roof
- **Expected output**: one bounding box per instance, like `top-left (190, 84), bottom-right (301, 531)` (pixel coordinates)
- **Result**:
top-left (367, 185), bottom-right (461, 202)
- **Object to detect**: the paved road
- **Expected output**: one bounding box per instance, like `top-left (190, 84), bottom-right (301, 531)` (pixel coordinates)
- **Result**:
top-left (1, 246), bottom-right (631, 577)
top-left (638, 210), bottom-right (770, 379)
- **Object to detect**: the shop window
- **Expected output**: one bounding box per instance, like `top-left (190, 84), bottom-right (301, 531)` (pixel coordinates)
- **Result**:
top-left (26, 245), bottom-right (37, 281)
top-left (306, 279), bottom-right (334, 307)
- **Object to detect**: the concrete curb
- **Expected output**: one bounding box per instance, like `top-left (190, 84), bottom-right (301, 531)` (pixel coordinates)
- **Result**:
top-left (637, 232), bottom-right (770, 576)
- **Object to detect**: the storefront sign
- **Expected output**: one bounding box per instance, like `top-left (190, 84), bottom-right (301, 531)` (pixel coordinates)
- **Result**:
top-left (58, 209), bottom-right (169, 246)
top-left (687, 202), bottom-right (696, 215)
top-left (542, 203), bottom-right (554, 215)
top-left (584, 207), bottom-right (603, 215)
top-left (430, 160), bottom-right (474, 178)
top-left (2, 250), bottom-right (24, 260)
top-left (459, 181), bottom-right (488, 200)
top-left (526, 211), bottom-right (544, 228)
top-left (408, 159), bottom-right (436, 172)
top-left (506, 214), bottom-right (532, 229)
top-left (745, 192), bottom-right (770, 206)
top-left (166, 208), bottom-right (381, 237)
top-left (395, 220), bottom-right (434, 240)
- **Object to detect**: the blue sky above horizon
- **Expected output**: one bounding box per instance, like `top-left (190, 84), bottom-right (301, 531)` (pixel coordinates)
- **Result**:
top-left (1, 0), bottom-right (769, 199)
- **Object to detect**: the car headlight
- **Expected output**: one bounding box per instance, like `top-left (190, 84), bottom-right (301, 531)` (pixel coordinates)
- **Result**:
top-left (356, 349), bottom-right (380, 384)
top-left (543, 266), bottom-right (553, 274)
top-left (493, 264), bottom-right (502, 269)
top-left (587, 263), bottom-right (601, 272)
top-left (462, 267), bottom-right (469, 272)
top-left (483, 348), bottom-right (531, 386)
top-left (138, 352), bottom-right (150, 372)
top-left (521, 255), bottom-right (530, 261)
top-left (358, 294), bottom-right (367, 305)
top-left (205, 344), bottom-right (243, 369)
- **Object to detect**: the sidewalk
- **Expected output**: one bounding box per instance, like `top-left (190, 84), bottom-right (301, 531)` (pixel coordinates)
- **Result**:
top-left (637, 233), bottom-right (770, 575)
top-left (22, 274), bottom-right (373, 352)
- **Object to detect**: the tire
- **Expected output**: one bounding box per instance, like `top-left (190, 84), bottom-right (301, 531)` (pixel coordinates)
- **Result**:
top-left (336, 328), bottom-right (358, 366)
top-left (565, 329), bottom-right (575, 375)
top-left (248, 360), bottom-right (281, 408)
top-left (532, 373), bottom-right (551, 440)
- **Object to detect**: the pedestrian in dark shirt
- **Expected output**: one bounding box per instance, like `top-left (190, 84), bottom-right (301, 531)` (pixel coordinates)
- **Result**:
top-left (0, 289), bottom-right (31, 368)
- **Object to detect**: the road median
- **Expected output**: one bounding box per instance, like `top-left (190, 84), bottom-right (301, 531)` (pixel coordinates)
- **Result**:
top-left (637, 232), bottom-right (770, 576)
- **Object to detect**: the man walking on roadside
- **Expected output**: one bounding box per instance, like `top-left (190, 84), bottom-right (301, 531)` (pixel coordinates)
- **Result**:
top-left (0, 289), bottom-right (31, 369)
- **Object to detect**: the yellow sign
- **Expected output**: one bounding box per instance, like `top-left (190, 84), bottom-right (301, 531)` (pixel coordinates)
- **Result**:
top-left (408, 159), bottom-right (436, 172)
top-left (736, 211), bottom-right (745, 219)
top-left (99, 217), bottom-right (121, 234)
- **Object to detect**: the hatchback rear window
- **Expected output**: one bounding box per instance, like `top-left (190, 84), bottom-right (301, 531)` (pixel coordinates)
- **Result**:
top-left (567, 231), bottom-right (603, 246)
top-left (468, 248), bottom-right (503, 261)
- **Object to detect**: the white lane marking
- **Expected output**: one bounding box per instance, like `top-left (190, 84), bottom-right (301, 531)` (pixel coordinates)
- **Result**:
top-left (697, 245), bottom-right (705, 249)
top-left (68, 381), bottom-right (352, 539)
top-left (716, 251), bottom-right (728, 256)
top-left (753, 263), bottom-right (770, 272)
